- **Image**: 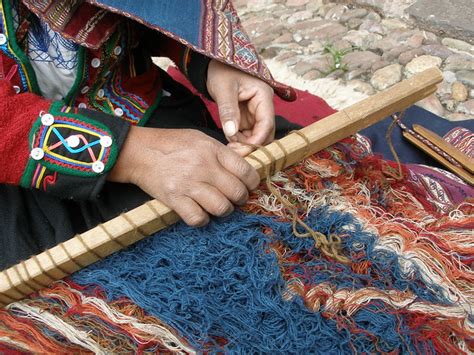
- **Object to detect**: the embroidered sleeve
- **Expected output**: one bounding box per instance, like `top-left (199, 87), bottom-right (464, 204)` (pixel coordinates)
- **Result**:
top-left (0, 81), bottom-right (130, 200)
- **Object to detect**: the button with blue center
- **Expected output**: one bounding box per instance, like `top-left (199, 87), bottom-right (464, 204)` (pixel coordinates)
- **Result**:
top-left (31, 148), bottom-right (45, 161)
top-left (113, 46), bottom-right (122, 56)
top-left (0, 34), bottom-right (7, 45)
top-left (97, 89), bottom-right (105, 98)
top-left (78, 103), bottom-right (87, 109)
top-left (92, 161), bottom-right (105, 173)
top-left (41, 113), bottom-right (55, 126)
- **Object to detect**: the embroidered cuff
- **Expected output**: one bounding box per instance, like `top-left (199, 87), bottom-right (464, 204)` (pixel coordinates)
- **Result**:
top-left (20, 102), bottom-right (130, 200)
top-left (182, 48), bottom-right (212, 99)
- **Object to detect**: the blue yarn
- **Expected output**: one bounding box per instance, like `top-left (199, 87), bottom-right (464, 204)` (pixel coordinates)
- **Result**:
top-left (72, 208), bottom-right (445, 352)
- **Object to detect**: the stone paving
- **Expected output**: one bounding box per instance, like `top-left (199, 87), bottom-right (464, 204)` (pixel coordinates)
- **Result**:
top-left (234, 0), bottom-right (474, 120)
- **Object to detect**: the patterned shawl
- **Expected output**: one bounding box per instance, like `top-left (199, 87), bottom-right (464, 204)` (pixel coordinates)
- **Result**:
top-left (20, 0), bottom-right (295, 100)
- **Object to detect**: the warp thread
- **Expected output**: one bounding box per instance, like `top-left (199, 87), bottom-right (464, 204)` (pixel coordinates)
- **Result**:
top-left (247, 131), bottom-right (349, 263)
top-left (0, 128), bottom-right (472, 354)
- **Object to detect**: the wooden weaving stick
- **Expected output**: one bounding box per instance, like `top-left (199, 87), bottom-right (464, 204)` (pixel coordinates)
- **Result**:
top-left (403, 131), bottom-right (474, 185)
top-left (412, 124), bottom-right (474, 174)
top-left (0, 68), bottom-right (443, 307)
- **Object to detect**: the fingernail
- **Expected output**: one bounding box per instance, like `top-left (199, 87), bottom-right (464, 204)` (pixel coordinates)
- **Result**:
top-left (223, 121), bottom-right (237, 137)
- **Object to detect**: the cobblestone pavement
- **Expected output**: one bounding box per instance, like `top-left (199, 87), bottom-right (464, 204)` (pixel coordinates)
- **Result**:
top-left (234, 0), bottom-right (474, 120)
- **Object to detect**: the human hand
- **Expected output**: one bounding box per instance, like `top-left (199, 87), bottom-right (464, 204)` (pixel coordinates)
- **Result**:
top-left (207, 60), bottom-right (275, 156)
top-left (108, 126), bottom-right (260, 226)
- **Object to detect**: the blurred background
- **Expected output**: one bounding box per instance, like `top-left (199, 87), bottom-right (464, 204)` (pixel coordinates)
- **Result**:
top-left (232, 0), bottom-right (474, 119)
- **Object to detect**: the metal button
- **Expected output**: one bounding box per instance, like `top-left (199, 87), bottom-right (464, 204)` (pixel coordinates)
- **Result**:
top-left (100, 135), bottom-right (112, 147)
top-left (81, 86), bottom-right (90, 94)
top-left (91, 58), bottom-right (101, 68)
top-left (0, 34), bottom-right (7, 45)
top-left (78, 103), bottom-right (87, 109)
top-left (66, 135), bottom-right (81, 148)
top-left (92, 161), bottom-right (105, 173)
top-left (54, 93), bottom-right (63, 101)
top-left (113, 46), bottom-right (122, 56)
top-left (13, 85), bottom-right (20, 94)
top-left (31, 148), bottom-right (45, 160)
top-left (41, 113), bottom-right (55, 126)
top-left (97, 89), bottom-right (105, 98)
top-left (114, 107), bottom-right (124, 117)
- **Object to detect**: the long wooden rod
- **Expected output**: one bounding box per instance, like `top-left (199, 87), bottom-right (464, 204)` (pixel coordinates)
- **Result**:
top-left (0, 68), bottom-right (443, 307)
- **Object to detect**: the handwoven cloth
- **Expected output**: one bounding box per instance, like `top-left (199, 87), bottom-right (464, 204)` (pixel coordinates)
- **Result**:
top-left (0, 128), bottom-right (472, 353)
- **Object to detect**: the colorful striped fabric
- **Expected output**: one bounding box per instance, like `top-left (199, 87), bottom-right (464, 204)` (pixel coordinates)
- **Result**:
top-left (1, 133), bottom-right (472, 353)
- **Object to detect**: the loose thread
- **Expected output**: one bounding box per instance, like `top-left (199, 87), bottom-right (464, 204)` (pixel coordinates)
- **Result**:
top-left (273, 140), bottom-right (289, 171)
top-left (290, 130), bottom-right (311, 158)
top-left (3, 269), bottom-right (28, 298)
top-left (10, 265), bottom-right (41, 294)
top-left (31, 255), bottom-right (56, 282)
top-left (120, 213), bottom-right (146, 239)
top-left (0, 291), bottom-right (16, 304)
top-left (247, 143), bottom-right (349, 263)
top-left (97, 223), bottom-right (127, 248)
top-left (76, 234), bottom-right (104, 260)
top-left (146, 201), bottom-right (170, 228)
top-left (58, 242), bottom-right (86, 269)
top-left (386, 112), bottom-right (405, 180)
top-left (19, 261), bottom-right (48, 288)
top-left (44, 249), bottom-right (71, 276)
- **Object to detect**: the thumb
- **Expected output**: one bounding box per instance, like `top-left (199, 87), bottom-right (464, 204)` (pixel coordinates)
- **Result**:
top-left (213, 84), bottom-right (241, 138)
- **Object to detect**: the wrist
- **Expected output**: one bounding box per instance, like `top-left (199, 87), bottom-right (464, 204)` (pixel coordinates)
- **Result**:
top-left (108, 125), bottom-right (142, 184)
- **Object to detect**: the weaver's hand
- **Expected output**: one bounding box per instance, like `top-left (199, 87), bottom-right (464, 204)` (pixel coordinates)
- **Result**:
top-left (207, 59), bottom-right (275, 156)
top-left (108, 126), bottom-right (260, 227)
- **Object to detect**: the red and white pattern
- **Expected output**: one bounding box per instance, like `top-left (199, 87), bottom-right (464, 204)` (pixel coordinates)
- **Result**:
top-left (444, 127), bottom-right (474, 158)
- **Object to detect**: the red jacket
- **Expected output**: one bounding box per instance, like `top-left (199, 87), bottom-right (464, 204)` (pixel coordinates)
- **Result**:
top-left (0, 0), bottom-right (213, 199)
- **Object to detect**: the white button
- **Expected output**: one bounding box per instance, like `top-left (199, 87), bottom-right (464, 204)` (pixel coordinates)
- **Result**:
top-left (81, 86), bottom-right (90, 94)
top-left (78, 103), bottom-right (87, 109)
top-left (97, 89), bottom-right (105, 98)
top-left (92, 161), bottom-right (105, 173)
top-left (13, 85), bottom-right (20, 94)
top-left (0, 34), bottom-right (6, 45)
top-left (91, 58), bottom-right (101, 68)
top-left (113, 46), bottom-right (122, 56)
top-left (41, 113), bottom-right (55, 126)
top-left (114, 108), bottom-right (124, 117)
top-left (31, 148), bottom-right (44, 160)
top-left (100, 135), bottom-right (112, 147)
top-left (66, 135), bottom-right (80, 148)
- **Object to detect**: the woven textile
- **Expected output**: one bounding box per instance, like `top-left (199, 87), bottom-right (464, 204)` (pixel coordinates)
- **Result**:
top-left (20, 0), bottom-right (295, 100)
top-left (0, 131), bottom-right (472, 353)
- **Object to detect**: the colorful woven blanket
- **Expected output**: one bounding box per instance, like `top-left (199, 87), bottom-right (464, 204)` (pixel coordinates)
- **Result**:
top-left (0, 127), bottom-right (473, 353)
